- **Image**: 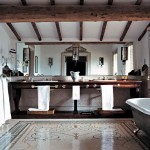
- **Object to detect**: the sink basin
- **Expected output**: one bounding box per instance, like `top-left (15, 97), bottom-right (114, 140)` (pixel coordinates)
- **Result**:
top-left (92, 79), bottom-right (117, 82)
top-left (16, 80), bottom-right (31, 82)
top-left (35, 80), bottom-right (58, 82)
top-left (16, 80), bottom-right (59, 83)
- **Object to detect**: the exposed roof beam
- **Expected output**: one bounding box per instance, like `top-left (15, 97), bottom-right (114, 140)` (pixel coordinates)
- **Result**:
top-left (80, 22), bottom-right (83, 41)
top-left (21, 0), bottom-right (27, 5)
top-left (6, 23), bottom-right (21, 41)
top-left (100, 21), bottom-right (107, 41)
top-left (138, 23), bottom-right (150, 41)
top-left (108, 0), bottom-right (113, 5)
top-left (120, 21), bottom-right (132, 41)
top-left (21, 0), bottom-right (41, 41)
top-left (25, 42), bottom-right (127, 45)
top-left (100, 0), bottom-right (113, 41)
top-left (79, 1), bottom-right (84, 41)
top-left (55, 22), bottom-right (62, 41)
top-left (50, 0), bottom-right (55, 5)
top-left (135, 0), bottom-right (142, 5)
top-left (50, 0), bottom-right (62, 41)
top-left (31, 22), bottom-right (42, 41)
top-left (80, 0), bottom-right (84, 5)
top-left (119, 0), bottom-right (142, 41)
top-left (0, 5), bottom-right (149, 22)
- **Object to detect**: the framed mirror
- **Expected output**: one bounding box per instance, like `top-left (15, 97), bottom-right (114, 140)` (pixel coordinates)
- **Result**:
top-left (16, 42), bottom-right (134, 76)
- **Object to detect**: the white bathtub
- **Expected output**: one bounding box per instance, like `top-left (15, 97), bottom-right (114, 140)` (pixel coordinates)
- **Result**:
top-left (126, 98), bottom-right (150, 135)
top-left (126, 98), bottom-right (150, 115)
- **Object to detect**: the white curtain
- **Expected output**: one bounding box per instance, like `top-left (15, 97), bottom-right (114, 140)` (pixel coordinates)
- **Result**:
top-left (113, 51), bottom-right (118, 75)
top-left (0, 78), bottom-right (11, 127)
top-left (125, 44), bottom-right (134, 75)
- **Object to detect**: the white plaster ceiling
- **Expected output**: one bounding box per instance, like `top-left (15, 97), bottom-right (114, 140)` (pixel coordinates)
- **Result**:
top-left (0, 0), bottom-right (150, 42)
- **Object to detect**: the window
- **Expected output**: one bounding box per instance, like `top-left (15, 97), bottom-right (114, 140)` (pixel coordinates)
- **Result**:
top-left (113, 51), bottom-right (118, 75)
top-left (125, 44), bottom-right (134, 75)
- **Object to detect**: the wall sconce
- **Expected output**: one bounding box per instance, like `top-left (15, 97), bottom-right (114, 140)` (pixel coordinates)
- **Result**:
top-left (121, 47), bottom-right (128, 65)
top-left (48, 57), bottom-right (53, 68)
top-left (99, 57), bottom-right (104, 67)
top-left (9, 49), bottom-right (16, 54)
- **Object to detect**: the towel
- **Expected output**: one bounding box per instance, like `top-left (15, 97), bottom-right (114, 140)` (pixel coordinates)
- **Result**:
top-left (101, 85), bottom-right (114, 110)
top-left (28, 108), bottom-right (48, 111)
top-left (2, 78), bottom-right (11, 120)
top-left (72, 85), bottom-right (80, 100)
top-left (0, 78), bottom-right (11, 127)
top-left (0, 79), bottom-right (5, 126)
top-left (38, 86), bottom-right (50, 110)
top-left (28, 86), bottom-right (50, 111)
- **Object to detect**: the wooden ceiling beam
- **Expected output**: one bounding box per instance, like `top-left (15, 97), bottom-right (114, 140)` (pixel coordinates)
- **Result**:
top-left (6, 23), bottom-right (21, 41)
top-left (108, 0), bottom-right (113, 5)
top-left (120, 21), bottom-right (132, 41)
top-left (79, 0), bottom-right (84, 41)
top-left (119, 1), bottom-right (142, 41)
top-left (100, 21), bottom-right (107, 41)
top-left (55, 22), bottom-right (62, 41)
top-left (80, 22), bottom-right (83, 41)
top-left (21, 0), bottom-right (27, 6)
top-left (31, 22), bottom-right (42, 41)
top-left (100, 0), bottom-right (113, 41)
top-left (138, 23), bottom-right (150, 41)
top-left (135, 0), bottom-right (142, 5)
top-left (21, 0), bottom-right (42, 41)
top-left (25, 41), bottom-right (127, 45)
top-left (50, 0), bottom-right (62, 41)
top-left (0, 5), bottom-right (149, 22)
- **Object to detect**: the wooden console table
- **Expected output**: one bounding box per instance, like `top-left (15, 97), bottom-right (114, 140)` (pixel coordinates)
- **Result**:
top-left (8, 80), bottom-right (142, 114)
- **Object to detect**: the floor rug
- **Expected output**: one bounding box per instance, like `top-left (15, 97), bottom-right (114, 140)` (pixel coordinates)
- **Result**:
top-left (0, 119), bottom-right (150, 150)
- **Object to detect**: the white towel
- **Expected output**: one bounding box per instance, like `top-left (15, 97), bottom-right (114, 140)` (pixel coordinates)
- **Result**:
top-left (0, 79), bottom-right (5, 126)
top-left (101, 85), bottom-right (114, 110)
top-left (28, 86), bottom-right (50, 111)
top-left (38, 86), bottom-right (50, 111)
top-left (2, 78), bottom-right (11, 120)
top-left (72, 85), bottom-right (80, 100)
top-left (0, 78), bottom-right (11, 127)
top-left (28, 108), bottom-right (47, 111)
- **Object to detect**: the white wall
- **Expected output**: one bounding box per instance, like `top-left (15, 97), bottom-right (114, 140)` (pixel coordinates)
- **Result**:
top-left (35, 45), bottom-right (69, 75)
top-left (35, 44), bottom-right (114, 75)
top-left (134, 32), bottom-right (149, 70)
top-left (83, 44), bottom-right (113, 75)
top-left (0, 26), bottom-right (17, 74)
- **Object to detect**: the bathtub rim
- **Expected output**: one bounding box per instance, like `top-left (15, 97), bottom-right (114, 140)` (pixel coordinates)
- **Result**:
top-left (126, 98), bottom-right (150, 116)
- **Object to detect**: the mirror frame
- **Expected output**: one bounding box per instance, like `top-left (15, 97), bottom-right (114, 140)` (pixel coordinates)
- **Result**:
top-left (61, 51), bottom-right (91, 76)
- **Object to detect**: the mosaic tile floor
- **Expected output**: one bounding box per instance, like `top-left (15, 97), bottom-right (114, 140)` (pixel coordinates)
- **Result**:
top-left (0, 119), bottom-right (150, 150)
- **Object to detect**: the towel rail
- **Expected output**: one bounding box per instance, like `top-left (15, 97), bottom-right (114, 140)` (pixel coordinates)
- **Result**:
top-left (31, 85), bottom-right (58, 88)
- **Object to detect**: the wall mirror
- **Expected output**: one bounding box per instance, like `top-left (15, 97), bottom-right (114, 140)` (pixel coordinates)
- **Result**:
top-left (16, 42), bottom-right (134, 76)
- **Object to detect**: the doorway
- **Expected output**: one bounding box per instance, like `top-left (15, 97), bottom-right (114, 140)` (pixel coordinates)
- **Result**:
top-left (66, 56), bottom-right (86, 75)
